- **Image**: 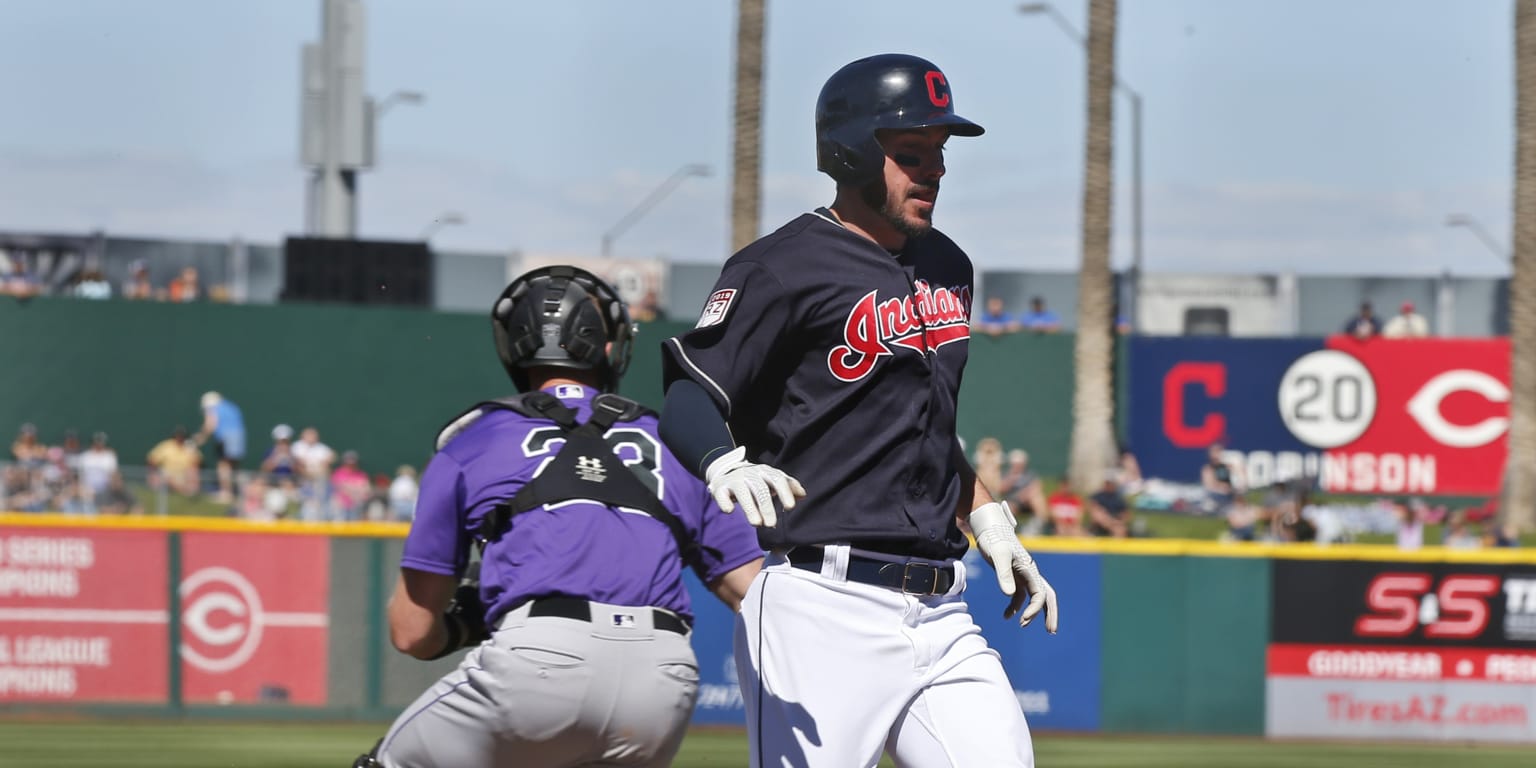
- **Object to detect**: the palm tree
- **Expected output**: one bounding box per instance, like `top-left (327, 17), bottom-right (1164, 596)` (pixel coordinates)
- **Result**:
top-left (1506, 0), bottom-right (1536, 532)
top-left (1068, 0), bottom-right (1121, 494)
top-left (730, 0), bottom-right (766, 254)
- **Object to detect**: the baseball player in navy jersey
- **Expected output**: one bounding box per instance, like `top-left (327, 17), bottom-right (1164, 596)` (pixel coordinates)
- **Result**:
top-left (657, 54), bottom-right (1060, 767)
top-left (355, 266), bottom-right (764, 768)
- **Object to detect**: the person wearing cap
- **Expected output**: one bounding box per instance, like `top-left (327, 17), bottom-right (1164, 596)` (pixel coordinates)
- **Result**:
top-left (196, 391), bottom-right (246, 504)
top-left (148, 426), bottom-right (202, 496)
top-left (1382, 300), bottom-right (1430, 338)
top-left (260, 424), bottom-right (299, 481)
top-left (78, 432), bottom-right (120, 503)
top-left (10, 423), bottom-right (46, 467)
top-left (122, 260), bottom-right (154, 300)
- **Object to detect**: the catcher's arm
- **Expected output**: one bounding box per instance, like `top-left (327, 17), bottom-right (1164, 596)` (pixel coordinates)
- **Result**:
top-left (387, 566), bottom-right (488, 660)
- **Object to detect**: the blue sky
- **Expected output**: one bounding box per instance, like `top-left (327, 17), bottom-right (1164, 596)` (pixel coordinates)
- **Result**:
top-left (0, 0), bottom-right (1517, 276)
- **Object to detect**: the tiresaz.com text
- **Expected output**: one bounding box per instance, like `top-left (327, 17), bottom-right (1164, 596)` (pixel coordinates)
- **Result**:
top-left (1326, 692), bottom-right (1527, 726)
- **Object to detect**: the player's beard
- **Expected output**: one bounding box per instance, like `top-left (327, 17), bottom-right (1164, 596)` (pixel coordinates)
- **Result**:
top-left (860, 180), bottom-right (935, 241)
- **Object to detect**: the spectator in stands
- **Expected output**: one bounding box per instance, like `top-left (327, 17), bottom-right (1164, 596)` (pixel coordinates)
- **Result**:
top-left (60, 430), bottom-right (83, 474)
top-left (2, 464), bottom-right (42, 512)
top-left (973, 296), bottom-right (1019, 337)
top-left (11, 423), bottom-right (47, 466)
top-left (358, 474), bottom-right (394, 521)
top-left (329, 450), bottom-right (371, 521)
top-left (1087, 471), bottom-right (1133, 538)
top-left (1045, 480), bottom-right (1086, 537)
top-left (78, 432), bottom-right (119, 504)
top-left (196, 391), bottom-right (246, 505)
top-left (389, 465), bottom-right (419, 521)
top-left (997, 449), bottom-right (1047, 530)
top-left (55, 474), bottom-right (94, 515)
top-left (1382, 301), bottom-right (1430, 338)
top-left (1201, 442), bottom-right (1240, 515)
top-left (0, 255), bottom-right (40, 298)
top-left (1342, 301), bottom-right (1381, 339)
top-left (1019, 296), bottom-right (1062, 334)
top-left (237, 474), bottom-right (278, 522)
top-left (1485, 521), bottom-right (1520, 548)
top-left (1393, 499), bottom-right (1424, 550)
top-left (147, 426), bottom-right (202, 496)
top-left (972, 437), bottom-right (1005, 496)
top-left (122, 260), bottom-right (154, 300)
top-left (631, 289), bottom-right (668, 322)
top-left (260, 424), bottom-right (299, 482)
top-left (1443, 509), bottom-right (1482, 550)
top-left (167, 266), bottom-right (202, 303)
top-left (292, 426), bottom-right (336, 521)
top-left (72, 269), bottom-right (112, 300)
top-left (1117, 446), bottom-right (1144, 496)
top-left (97, 472), bottom-right (142, 515)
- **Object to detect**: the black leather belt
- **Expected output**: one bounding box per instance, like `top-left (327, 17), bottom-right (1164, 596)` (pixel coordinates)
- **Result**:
top-left (526, 596), bottom-right (690, 635)
top-left (787, 547), bottom-right (955, 596)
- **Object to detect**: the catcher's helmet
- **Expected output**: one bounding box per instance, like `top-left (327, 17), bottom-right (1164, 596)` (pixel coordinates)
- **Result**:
top-left (491, 265), bottom-right (635, 393)
top-left (816, 54), bottom-right (985, 186)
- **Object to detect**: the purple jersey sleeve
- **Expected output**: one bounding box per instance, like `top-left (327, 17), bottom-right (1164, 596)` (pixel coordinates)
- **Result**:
top-left (400, 449), bottom-right (470, 577)
top-left (663, 260), bottom-right (792, 415)
top-left (680, 473), bottom-right (763, 585)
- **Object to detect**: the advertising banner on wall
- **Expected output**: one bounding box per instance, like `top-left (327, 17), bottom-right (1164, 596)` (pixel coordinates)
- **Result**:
top-left (179, 533), bottom-right (331, 706)
top-left (1130, 337), bottom-right (1511, 496)
top-left (1267, 558), bottom-right (1536, 742)
top-left (0, 528), bottom-right (168, 703)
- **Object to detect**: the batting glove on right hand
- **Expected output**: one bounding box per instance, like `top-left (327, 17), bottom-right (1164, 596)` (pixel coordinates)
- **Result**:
top-left (704, 446), bottom-right (806, 528)
top-left (970, 501), bottom-right (1059, 633)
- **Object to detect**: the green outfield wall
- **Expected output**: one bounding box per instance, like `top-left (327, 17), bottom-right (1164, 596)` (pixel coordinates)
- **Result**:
top-left (0, 298), bottom-right (1094, 479)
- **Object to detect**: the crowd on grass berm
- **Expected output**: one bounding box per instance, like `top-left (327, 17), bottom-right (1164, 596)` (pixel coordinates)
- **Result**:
top-left (3, 391), bottom-right (418, 522)
top-left (969, 436), bottom-right (1520, 549)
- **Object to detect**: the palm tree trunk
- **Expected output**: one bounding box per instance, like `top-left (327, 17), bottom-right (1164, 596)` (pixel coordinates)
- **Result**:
top-left (1505, 0), bottom-right (1536, 532)
top-left (730, 0), bottom-right (766, 254)
top-left (1069, 0), bottom-right (1121, 494)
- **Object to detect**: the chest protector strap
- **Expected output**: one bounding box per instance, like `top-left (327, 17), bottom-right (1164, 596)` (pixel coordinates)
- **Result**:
top-left (475, 392), bottom-right (702, 564)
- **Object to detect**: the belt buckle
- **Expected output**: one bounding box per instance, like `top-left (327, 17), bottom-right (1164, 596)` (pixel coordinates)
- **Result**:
top-left (900, 562), bottom-right (940, 595)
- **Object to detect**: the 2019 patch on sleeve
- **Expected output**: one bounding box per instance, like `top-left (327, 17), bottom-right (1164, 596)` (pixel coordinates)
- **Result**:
top-left (696, 288), bottom-right (738, 328)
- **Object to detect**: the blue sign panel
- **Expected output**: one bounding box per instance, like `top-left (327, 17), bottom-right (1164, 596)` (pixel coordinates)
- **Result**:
top-left (683, 570), bottom-right (748, 725)
top-left (964, 549), bottom-right (1102, 731)
top-left (1128, 337), bottom-right (1321, 483)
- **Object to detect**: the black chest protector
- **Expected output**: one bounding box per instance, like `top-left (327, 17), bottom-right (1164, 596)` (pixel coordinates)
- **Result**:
top-left (461, 392), bottom-right (702, 564)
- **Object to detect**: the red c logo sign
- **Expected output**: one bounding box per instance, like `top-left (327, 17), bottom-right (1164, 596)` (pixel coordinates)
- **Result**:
top-left (1163, 362), bottom-right (1227, 447)
top-left (924, 71), bottom-right (951, 107)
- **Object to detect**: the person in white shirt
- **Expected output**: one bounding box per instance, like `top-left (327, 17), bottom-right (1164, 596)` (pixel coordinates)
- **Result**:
top-left (1382, 300), bottom-right (1430, 338)
top-left (78, 432), bottom-right (119, 502)
top-left (290, 426), bottom-right (336, 521)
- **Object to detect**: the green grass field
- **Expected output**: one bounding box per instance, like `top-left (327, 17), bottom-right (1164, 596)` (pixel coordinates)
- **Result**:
top-left (2, 721), bottom-right (1534, 767)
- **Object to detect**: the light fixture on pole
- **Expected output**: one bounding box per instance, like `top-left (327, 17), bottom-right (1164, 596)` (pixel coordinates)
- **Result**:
top-left (1019, 1), bottom-right (1144, 328)
top-left (601, 164), bottom-right (712, 258)
top-left (420, 211), bottom-right (465, 242)
top-left (1445, 213), bottom-right (1511, 265)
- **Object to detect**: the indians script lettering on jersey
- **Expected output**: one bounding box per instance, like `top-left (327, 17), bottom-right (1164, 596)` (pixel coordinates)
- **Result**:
top-left (828, 280), bottom-right (971, 382)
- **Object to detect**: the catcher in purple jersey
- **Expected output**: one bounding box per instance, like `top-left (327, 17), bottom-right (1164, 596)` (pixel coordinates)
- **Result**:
top-left (658, 55), bottom-right (1059, 767)
top-left (354, 266), bottom-right (763, 768)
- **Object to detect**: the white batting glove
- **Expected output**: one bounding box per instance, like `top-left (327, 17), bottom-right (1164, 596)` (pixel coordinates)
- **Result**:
top-left (703, 446), bottom-right (806, 528)
top-left (970, 501), bottom-right (1059, 633)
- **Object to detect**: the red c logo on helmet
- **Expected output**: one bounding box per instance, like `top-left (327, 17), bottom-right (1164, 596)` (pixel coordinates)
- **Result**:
top-left (924, 71), bottom-right (950, 108)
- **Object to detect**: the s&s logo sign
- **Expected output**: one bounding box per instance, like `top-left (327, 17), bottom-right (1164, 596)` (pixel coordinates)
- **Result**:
top-left (1355, 573), bottom-right (1502, 641)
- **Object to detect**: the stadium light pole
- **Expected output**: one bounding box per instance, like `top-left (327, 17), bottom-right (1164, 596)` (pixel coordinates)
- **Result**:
top-left (420, 211), bottom-right (465, 242)
top-left (375, 89), bottom-right (425, 119)
top-left (601, 164), bottom-right (712, 258)
top-left (1445, 213), bottom-right (1511, 266)
top-left (1019, 1), bottom-right (1144, 328)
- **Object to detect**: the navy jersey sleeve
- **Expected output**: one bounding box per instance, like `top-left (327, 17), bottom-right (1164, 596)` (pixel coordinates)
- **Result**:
top-left (662, 261), bottom-right (791, 416)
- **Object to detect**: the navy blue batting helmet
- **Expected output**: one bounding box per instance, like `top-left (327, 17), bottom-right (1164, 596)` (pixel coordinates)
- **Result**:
top-left (815, 54), bottom-right (985, 186)
top-left (491, 265), bottom-right (635, 393)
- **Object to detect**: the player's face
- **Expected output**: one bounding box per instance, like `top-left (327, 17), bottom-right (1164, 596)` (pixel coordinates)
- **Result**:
top-left (873, 127), bottom-right (948, 238)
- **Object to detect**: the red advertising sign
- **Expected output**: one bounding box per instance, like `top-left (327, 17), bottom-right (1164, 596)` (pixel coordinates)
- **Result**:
top-left (1314, 337), bottom-right (1510, 495)
top-left (179, 532), bottom-right (330, 706)
top-left (0, 528), bottom-right (169, 702)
